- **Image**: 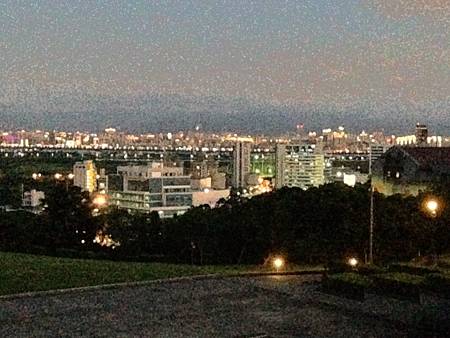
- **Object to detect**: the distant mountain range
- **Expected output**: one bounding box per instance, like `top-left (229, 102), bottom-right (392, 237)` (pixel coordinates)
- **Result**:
top-left (0, 88), bottom-right (448, 135)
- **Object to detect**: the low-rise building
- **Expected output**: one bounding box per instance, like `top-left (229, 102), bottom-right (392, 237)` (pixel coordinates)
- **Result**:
top-left (191, 177), bottom-right (212, 190)
top-left (331, 167), bottom-right (368, 186)
top-left (192, 189), bottom-right (230, 208)
top-left (22, 189), bottom-right (45, 214)
top-left (107, 163), bottom-right (192, 218)
top-left (211, 172), bottom-right (226, 190)
top-left (372, 146), bottom-right (450, 195)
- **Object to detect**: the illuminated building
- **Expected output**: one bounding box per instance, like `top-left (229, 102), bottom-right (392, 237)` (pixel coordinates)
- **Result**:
top-left (192, 189), bottom-right (230, 208)
top-left (331, 167), bottom-right (368, 186)
top-left (190, 160), bottom-right (210, 179)
top-left (321, 126), bottom-right (348, 152)
top-left (396, 135), bottom-right (442, 147)
top-left (275, 143), bottom-right (326, 190)
top-left (250, 152), bottom-right (275, 178)
top-left (232, 140), bottom-right (252, 188)
top-left (73, 160), bottom-right (97, 193)
top-left (395, 124), bottom-right (441, 148)
top-left (415, 123), bottom-right (428, 146)
top-left (22, 189), bottom-right (45, 214)
top-left (97, 168), bottom-right (108, 194)
top-left (107, 163), bottom-right (192, 218)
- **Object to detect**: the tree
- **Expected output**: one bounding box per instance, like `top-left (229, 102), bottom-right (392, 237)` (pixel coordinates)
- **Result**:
top-left (40, 183), bottom-right (98, 249)
top-left (103, 208), bottom-right (163, 257)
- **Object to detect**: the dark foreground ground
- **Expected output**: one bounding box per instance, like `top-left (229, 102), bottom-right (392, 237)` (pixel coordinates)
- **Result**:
top-left (0, 275), bottom-right (441, 337)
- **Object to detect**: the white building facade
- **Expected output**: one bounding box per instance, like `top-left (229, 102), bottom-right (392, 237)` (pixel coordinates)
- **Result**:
top-left (107, 163), bottom-right (192, 218)
top-left (22, 189), bottom-right (45, 213)
top-left (276, 143), bottom-right (326, 190)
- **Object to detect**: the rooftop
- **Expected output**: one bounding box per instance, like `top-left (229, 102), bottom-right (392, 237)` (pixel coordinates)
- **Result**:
top-left (401, 147), bottom-right (450, 168)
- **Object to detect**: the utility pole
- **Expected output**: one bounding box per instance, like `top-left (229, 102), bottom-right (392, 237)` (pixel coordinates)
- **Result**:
top-left (369, 184), bottom-right (374, 265)
top-left (20, 183), bottom-right (24, 208)
top-left (368, 147), bottom-right (374, 265)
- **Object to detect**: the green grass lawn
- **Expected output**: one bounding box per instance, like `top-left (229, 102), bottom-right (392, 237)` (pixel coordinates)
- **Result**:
top-left (374, 272), bottom-right (425, 285)
top-left (328, 272), bottom-right (374, 288)
top-left (0, 252), bottom-right (322, 296)
top-left (0, 252), bottom-right (254, 296)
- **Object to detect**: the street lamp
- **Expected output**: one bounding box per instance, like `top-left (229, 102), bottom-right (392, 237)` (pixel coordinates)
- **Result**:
top-left (421, 198), bottom-right (442, 261)
top-left (369, 184), bottom-right (375, 265)
top-left (92, 194), bottom-right (107, 217)
top-left (425, 199), bottom-right (439, 217)
top-left (348, 257), bottom-right (358, 268)
top-left (272, 256), bottom-right (285, 272)
top-left (93, 194), bottom-right (107, 207)
top-left (32, 173), bottom-right (43, 180)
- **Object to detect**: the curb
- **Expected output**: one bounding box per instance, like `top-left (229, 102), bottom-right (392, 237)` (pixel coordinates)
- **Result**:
top-left (0, 270), bottom-right (324, 301)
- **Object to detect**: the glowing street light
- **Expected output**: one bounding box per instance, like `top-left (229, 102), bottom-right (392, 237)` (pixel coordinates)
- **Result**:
top-left (272, 257), bottom-right (285, 272)
top-left (32, 173), bottom-right (38, 180)
top-left (426, 199), bottom-right (439, 216)
top-left (348, 257), bottom-right (358, 268)
top-left (54, 173), bottom-right (62, 180)
top-left (67, 173), bottom-right (74, 180)
top-left (93, 194), bottom-right (107, 207)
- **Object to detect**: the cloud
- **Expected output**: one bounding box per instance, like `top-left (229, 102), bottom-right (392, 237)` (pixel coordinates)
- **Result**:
top-left (370, 0), bottom-right (450, 19)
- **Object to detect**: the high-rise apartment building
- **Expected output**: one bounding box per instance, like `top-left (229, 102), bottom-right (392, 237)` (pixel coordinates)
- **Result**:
top-left (232, 141), bottom-right (252, 188)
top-left (275, 143), bottom-right (325, 190)
top-left (73, 160), bottom-right (97, 193)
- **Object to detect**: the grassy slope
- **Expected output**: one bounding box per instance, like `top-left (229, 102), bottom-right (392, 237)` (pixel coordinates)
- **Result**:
top-left (0, 252), bottom-right (252, 296)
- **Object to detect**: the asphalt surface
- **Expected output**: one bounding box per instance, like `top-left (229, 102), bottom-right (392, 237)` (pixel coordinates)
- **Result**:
top-left (0, 275), bottom-right (414, 337)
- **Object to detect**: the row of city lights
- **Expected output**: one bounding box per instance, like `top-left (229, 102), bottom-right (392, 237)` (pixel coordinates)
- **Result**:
top-left (32, 172), bottom-right (74, 180)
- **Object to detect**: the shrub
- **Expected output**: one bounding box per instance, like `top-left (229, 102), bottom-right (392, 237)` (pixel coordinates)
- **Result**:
top-left (332, 272), bottom-right (373, 287)
top-left (325, 261), bottom-right (352, 274)
top-left (322, 273), bottom-right (371, 301)
top-left (357, 265), bottom-right (385, 275)
top-left (437, 256), bottom-right (450, 269)
top-left (423, 273), bottom-right (450, 298)
top-left (388, 263), bottom-right (439, 276)
top-left (372, 273), bottom-right (424, 302)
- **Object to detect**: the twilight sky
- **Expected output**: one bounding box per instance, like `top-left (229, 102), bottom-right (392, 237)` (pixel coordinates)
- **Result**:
top-left (1, 0), bottom-right (450, 132)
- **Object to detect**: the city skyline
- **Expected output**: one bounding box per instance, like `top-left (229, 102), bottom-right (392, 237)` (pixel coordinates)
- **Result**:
top-left (1, 1), bottom-right (450, 133)
top-left (2, 2), bottom-right (450, 333)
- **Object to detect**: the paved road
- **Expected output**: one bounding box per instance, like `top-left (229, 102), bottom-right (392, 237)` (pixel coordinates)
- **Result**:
top-left (0, 275), bottom-right (412, 337)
